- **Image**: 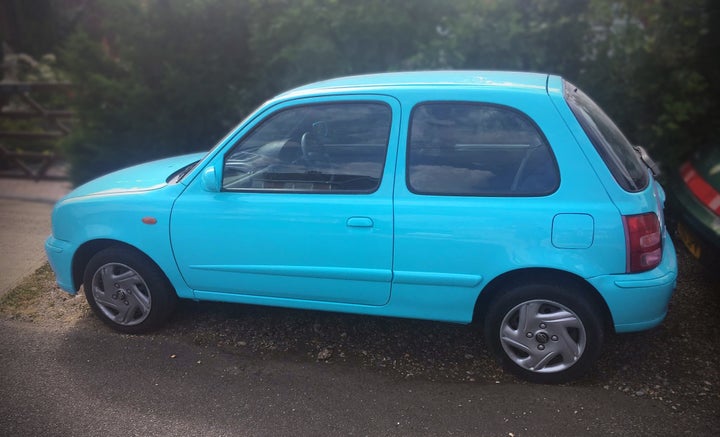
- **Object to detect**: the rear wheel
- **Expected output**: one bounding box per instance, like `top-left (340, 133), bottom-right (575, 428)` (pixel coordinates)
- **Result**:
top-left (484, 282), bottom-right (604, 383)
top-left (83, 246), bottom-right (177, 334)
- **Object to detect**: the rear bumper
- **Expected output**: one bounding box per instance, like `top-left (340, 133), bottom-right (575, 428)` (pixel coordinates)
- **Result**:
top-left (588, 235), bottom-right (678, 333)
top-left (45, 236), bottom-right (77, 294)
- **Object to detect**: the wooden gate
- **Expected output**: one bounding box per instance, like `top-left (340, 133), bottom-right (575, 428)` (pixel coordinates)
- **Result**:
top-left (0, 81), bottom-right (74, 180)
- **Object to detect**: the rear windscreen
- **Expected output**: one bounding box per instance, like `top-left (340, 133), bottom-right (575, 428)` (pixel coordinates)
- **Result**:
top-left (564, 81), bottom-right (649, 192)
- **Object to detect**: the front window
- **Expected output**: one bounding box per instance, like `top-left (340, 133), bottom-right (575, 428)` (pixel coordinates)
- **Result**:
top-left (564, 82), bottom-right (649, 192)
top-left (223, 102), bottom-right (391, 193)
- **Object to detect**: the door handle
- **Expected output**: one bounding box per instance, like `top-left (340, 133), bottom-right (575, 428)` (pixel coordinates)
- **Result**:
top-left (346, 217), bottom-right (374, 228)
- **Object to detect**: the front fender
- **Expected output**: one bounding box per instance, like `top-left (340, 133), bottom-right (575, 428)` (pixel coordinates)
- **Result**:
top-left (49, 184), bottom-right (194, 298)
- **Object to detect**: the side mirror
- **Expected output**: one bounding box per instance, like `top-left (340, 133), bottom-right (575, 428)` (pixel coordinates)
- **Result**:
top-left (201, 164), bottom-right (220, 192)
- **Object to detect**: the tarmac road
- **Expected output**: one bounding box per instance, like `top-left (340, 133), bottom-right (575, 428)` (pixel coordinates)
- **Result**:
top-left (0, 178), bottom-right (70, 296)
top-left (0, 318), bottom-right (696, 437)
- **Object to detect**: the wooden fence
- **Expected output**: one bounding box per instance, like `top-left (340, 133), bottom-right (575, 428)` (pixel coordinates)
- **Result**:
top-left (0, 81), bottom-right (74, 180)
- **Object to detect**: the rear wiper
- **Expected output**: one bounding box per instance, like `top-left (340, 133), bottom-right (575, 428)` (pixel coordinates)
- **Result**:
top-left (633, 145), bottom-right (660, 177)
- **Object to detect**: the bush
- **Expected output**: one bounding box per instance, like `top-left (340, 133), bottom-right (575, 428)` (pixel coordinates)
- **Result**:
top-left (58, 0), bottom-right (718, 184)
top-left (61, 0), bottom-right (253, 184)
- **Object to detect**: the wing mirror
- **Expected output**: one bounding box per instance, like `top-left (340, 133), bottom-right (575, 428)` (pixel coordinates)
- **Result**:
top-left (201, 164), bottom-right (220, 192)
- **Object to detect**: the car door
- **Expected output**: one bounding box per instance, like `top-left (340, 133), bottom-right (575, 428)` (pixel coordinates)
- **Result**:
top-left (170, 96), bottom-right (399, 306)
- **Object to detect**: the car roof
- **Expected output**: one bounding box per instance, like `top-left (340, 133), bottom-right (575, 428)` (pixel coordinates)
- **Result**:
top-left (278, 71), bottom-right (555, 98)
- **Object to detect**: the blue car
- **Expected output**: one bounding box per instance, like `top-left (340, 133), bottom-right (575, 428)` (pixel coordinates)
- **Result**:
top-left (46, 71), bottom-right (677, 383)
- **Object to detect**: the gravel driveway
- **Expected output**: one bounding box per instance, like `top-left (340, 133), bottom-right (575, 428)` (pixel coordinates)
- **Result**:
top-left (1, 240), bottom-right (718, 435)
top-left (165, 244), bottom-right (719, 421)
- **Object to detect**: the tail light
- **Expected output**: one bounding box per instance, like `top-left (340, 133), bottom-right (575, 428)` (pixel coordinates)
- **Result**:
top-left (623, 213), bottom-right (662, 273)
top-left (680, 162), bottom-right (720, 216)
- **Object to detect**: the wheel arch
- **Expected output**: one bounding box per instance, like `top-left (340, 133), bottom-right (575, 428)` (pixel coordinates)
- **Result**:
top-left (473, 268), bottom-right (615, 334)
top-left (71, 239), bottom-right (174, 295)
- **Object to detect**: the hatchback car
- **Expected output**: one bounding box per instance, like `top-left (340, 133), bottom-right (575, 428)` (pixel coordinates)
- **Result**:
top-left (46, 71), bottom-right (677, 383)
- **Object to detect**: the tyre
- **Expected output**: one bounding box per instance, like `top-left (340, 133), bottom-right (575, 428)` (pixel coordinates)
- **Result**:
top-left (83, 246), bottom-right (177, 334)
top-left (484, 282), bottom-right (604, 384)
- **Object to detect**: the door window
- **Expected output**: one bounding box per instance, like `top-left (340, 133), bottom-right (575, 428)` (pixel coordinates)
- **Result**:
top-left (223, 102), bottom-right (392, 193)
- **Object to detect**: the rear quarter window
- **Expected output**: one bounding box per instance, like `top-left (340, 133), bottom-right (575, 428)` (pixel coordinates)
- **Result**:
top-left (564, 82), bottom-right (649, 192)
top-left (407, 102), bottom-right (559, 196)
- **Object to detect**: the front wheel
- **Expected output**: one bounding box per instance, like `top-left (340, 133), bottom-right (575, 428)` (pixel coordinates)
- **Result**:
top-left (484, 282), bottom-right (604, 384)
top-left (83, 246), bottom-right (177, 334)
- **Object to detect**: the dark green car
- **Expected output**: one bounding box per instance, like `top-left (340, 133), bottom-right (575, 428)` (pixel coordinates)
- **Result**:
top-left (668, 145), bottom-right (720, 268)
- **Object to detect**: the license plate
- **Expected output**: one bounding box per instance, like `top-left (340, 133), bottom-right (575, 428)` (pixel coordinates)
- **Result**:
top-left (677, 222), bottom-right (702, 259)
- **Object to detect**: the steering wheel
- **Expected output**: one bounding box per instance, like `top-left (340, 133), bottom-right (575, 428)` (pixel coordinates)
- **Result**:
top-left (300, 132), bottom-right (328, 163)
top-left (300, 132), bottom-right (316, 157)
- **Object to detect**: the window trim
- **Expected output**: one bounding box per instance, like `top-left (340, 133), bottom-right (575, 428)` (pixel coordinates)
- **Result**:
top-left (221, 100), bottom-right (393, 195)
top-left (405, 100), bottom-right (560, 197)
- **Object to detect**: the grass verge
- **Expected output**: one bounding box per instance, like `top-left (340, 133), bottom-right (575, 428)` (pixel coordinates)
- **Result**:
top-left (0, 262), bottom-right (88, 324)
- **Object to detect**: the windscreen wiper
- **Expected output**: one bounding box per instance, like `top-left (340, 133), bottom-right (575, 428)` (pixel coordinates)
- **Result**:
top-left (633, 145), bottom-right (661, 177)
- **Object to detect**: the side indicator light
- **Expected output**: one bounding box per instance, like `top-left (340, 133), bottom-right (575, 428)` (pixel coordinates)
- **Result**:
top-left (142, 217), bottom-right (158, 225)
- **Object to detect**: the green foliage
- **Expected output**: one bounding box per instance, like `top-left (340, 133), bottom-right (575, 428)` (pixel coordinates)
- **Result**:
top-left (1, 0), bottom-right (58, 57)
top-left (246, 0), bottom-right (453, 95)
top-left (53, 0), bottom-right (717, 184)
top-left (574, 0), bottom-right (714, 168)
top-left (423, 0), bottom-right (591, 76)
top-left (60, 0), bottom-right (252, 183)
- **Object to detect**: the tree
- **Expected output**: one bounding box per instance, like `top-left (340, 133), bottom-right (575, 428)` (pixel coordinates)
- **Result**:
top-left (576, 0), bottom-right (713, 167)
top-left (61, 0), bottom-right (253, 183)
top-left (55, 0), bottom-right (716, 183)
top-left (246, 0), bottom-right (452, 96)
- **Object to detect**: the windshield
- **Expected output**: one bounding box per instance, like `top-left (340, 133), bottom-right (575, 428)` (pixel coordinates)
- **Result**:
top-left (564, 81), bottom-right (649, 192)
